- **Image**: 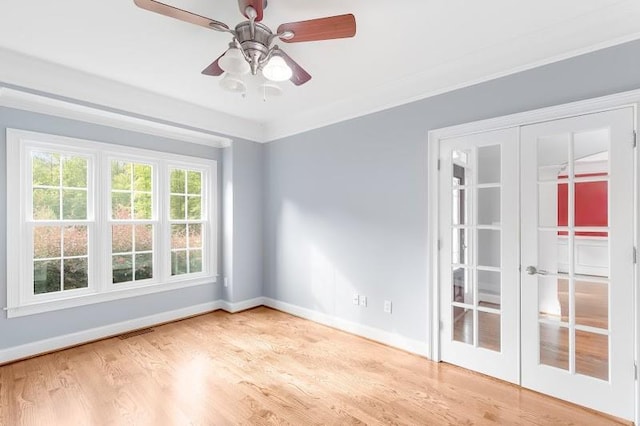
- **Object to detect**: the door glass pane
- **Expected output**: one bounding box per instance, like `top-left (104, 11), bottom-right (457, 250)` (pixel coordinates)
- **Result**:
top-left (452, 267), bottom-right (473, 305)
top-left (574, 128), bottom-right (609, 176)
top-left (538, 182), bottom-right (568, 228)
top-left (538, 230), bottom-right (565, 275)
top-left (575, 330), bottom-right (608, 381)
top-left (451, 228), bottom-right (470, 265)
top-left (537, 135), bottom-right (568, 181)
top-left (538, 276), bottom-right (568, 323)
top-left (479, 311), bottom-right (500, 352)
top-left (478, 187), bottom-right (500, 226)
top-left (574, 182), bottom-right (608, 229)
top-left (452, 189), bottom-right (468, 225)
top-left (477, 229), bottom-right (500, 268)
top-left (453, 306), bottom-right (473, 345)
top-left (478, 145), bottom-right (501, 184)
top-left (575, 281), bottom-right (608, 330)
top-left (540, 322), bottom-right (569, 371)
top-left (478, 270), bottom-right (500, 309)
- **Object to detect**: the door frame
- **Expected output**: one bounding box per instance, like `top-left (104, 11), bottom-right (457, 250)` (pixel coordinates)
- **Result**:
top-left (427, 88), bottom-right (640, 423)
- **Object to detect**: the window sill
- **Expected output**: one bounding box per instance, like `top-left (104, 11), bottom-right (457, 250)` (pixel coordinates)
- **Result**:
top-left (5, 275), bottom-right (218, 318)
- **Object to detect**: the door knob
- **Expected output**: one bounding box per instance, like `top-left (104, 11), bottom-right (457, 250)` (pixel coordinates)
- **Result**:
top-left (526, 266), bottom-right (548, 276)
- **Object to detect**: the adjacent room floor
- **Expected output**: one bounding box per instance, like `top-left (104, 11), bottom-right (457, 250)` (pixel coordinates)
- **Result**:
top-left (0, 307), bottom-right (628, 425)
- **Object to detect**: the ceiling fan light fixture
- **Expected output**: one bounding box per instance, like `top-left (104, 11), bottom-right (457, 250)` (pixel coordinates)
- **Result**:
top-left (219, 73), bottom-right (246, 93)
top-left (218, 47), bottom-right (250, 75)
top-left (259, 81), bottom-right (283, 99)
top-left (262, 55), bottom-right (292, 82)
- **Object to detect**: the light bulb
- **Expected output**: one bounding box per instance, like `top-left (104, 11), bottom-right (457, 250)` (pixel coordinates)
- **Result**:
top-left (218, 48), bottom-right (250, 75)
top-left (262, 55), bottom-right (292, 82)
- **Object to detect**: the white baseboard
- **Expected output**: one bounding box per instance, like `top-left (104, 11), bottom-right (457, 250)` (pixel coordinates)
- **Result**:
top-left (0, 296), bottom-right (430, 364)
top-left (262, 298), bottom-right (430, 358)
top-left (219, 297), bottom-right (265, 313)
top-left (0, 301), bottom-right (222, 365)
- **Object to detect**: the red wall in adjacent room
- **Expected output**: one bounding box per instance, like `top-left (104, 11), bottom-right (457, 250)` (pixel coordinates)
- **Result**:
top-left (557, 175), bottom-right (608, 237)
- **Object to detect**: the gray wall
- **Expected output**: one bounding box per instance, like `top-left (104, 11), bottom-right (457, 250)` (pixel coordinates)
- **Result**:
top-left (220, 140), bottom-right (264, 303)
top-left (263, 39), bottom-right (640, 343)
top-left (0, 107), bottom-right (223, 349)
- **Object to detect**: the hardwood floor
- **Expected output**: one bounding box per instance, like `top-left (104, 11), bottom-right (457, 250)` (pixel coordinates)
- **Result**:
top-left (0, 307), bottom-right (629, 425)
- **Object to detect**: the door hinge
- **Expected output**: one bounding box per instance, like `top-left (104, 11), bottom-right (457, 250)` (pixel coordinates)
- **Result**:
top-left (439, 320), bottom-right (444, 330)
top-left (634, 130), bottom-right (637, 148)
top-left (438, 239), bottom-right (442, 250)
top-left (634, 247), bottom-right (637, 264)
top-left (437, 159), bottom-right (441, 171)
top-left (635, 363), bottom-right (637, 380)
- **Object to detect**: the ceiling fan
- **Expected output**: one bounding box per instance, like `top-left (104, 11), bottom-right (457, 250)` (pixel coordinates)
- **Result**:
top-left (133, 0), bottom-right (356, 94)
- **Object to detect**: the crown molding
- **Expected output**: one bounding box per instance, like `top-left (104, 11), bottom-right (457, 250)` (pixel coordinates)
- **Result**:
top-left (0, 48), bottom-right (263, 143)
top-left (262, 31), bottom-right (640, 142)
top-left (0, 87), bottom-right (233, 148)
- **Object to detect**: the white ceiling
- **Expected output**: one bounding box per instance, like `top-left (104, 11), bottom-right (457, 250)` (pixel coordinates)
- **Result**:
top-left (1, 0), bottom-right (640, 141)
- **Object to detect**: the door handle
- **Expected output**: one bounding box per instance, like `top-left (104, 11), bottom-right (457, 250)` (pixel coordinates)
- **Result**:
top-left (526, 266), bottom-right (548, 276)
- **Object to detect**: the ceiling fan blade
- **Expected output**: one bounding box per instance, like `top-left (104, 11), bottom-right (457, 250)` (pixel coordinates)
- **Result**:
top-left (201, 51), bottom-right (228, 76)
top-left (277, 14), bottom-right (355, 43)
top-left (134, 0), bottom-right (229, 31)
top-left (278, 50), bottom-right (311, 86)
top-left (238, 0), bottom-right (265, 22)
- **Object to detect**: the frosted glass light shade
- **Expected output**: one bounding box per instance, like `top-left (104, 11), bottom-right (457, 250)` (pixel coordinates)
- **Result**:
top-left (219, 73), bottom-right (246, 93)
top-left (262, 55), bottom-right (292, 82)
top-left (259, 81), bottom-right (283, 98)
top-left (218, 48), bottom-right (250, 75)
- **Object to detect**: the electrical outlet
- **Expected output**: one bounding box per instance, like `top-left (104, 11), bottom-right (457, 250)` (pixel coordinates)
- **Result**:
top-left (352, 293), bottom-right (360, 305)
top-left (359, 295), bottom-right (367, 307)
top-left (384, 300), bottom-right (392, 314)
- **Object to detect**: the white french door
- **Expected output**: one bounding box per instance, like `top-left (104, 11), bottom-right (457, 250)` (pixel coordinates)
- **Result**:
top-left (438, 107), bottom-right (636, 420)
top-left (439, 128), bottom-right (520, 384)
top-left (520, 108), bottom-right (635, 420)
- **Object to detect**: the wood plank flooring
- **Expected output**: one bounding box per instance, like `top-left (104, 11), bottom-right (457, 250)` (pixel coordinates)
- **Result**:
top-left (0, 307), bottom-right (629, 425)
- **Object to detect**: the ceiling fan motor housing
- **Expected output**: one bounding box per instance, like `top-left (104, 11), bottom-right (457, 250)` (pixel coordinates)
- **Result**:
top-left (235, 21), bottom-right (272, 74)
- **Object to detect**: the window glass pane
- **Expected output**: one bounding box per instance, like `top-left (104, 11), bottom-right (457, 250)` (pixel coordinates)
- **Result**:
top-left (171, 251), bottom-right (188, 275)
top-left (575, 330), bottom-right (608, 381)
top-left (32, 152), bottom-right (60, 186)
top-left (135, 253), bottom-right (153, 280)
top-left (170, 195), bottom-right (186, 220)
top-left (134, 193), bottom-right (152, 220)
top-left (478, 311), bottom-right (500, 352)
top-left (187, 196), bottom-right (201, 220)
top-left (112, 192), bottom-right (132, 219)
top-left (112, 254), bottom-right (133, 284)
top-left (170, 169), bottom-right (186, 193)
top-left (171, 224), bottom-right (187, 249)
top-left (453, 306), bottom-right (473, 345)
top-left (133, 164), bottom-right (152, 191)
top-left (188, 224), bottom-right (202, 248)
top-left (63, 226), bottom-right (88, 257)
top-left (187, 171), bottom-right (202, 195)
top-left (112, 225), bottom-right (133, 253)
top-left (33, 188), bottom-right (60, 220)
top-left (34, 226), bottom-right (61, 259)
top-left (135, 225), bottom-right (153, 252)
top-left (63, 258), bottom-right (88, 290)
top-left (62, 189), bottom-right (87, 220)
top-left (189, 250), bottom-right (203, 273)
top-left (111, 161), bottom-right (132, 190)
top-left (62, 156), bottom-right (87, 188)
top-left (34, 259), bottom-right (61, 294)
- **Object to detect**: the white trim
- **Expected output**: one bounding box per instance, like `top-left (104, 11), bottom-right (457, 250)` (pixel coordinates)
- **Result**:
top-left (0, 87), bottom-right (231, 148)
top-left (0, 301), bottom-right (222, 365)
top-left (262, 298), bottom-right (430, 357)
top-left (427, 130), bottom-right (440, 361)
top-left (219, 297), bottom-right (265, 313)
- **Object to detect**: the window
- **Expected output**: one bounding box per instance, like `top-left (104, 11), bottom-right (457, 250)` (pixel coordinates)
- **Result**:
top-left (6, 129), bottom-right (218, 317)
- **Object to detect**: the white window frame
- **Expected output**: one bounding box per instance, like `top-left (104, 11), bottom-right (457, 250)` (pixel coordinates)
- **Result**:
top-left (6, 128), bottom-right (218, 318)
